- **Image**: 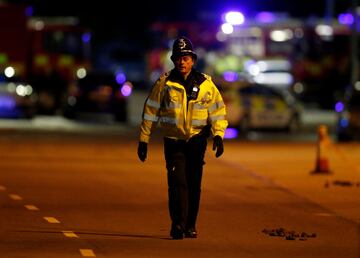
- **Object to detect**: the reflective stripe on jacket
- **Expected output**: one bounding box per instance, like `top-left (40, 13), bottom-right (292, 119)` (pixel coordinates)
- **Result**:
top-left (139, 72), bottom-right (228, 143)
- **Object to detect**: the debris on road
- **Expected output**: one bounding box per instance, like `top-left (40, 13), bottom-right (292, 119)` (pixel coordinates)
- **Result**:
top-left (324, 180), bottom-right (360, 188)
top-left (262, 228), bottom-right (317, 241)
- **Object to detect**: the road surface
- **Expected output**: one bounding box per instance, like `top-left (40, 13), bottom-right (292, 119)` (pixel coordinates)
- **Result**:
top-left (0, 131), bottom-right (359, 257)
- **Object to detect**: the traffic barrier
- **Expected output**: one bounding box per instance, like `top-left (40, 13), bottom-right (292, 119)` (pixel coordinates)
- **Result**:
top-left (312, 125), bottom-right (332, 174)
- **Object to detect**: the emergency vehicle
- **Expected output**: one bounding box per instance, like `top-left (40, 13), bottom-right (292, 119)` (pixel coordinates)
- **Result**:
top-left (0, 3), bottom-right (91, 115)
top-left (217, 77), bottom-right (302, 133)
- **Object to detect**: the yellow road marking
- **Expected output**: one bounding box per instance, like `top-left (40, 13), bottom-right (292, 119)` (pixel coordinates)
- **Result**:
top-left (25, 205), bottom-right (39, 211)
top-left (62, 231), bottom-right (79, 238)
top-left (43, 217), bottom-right (61, 223)
top-left (79, 249), bottom-right (96, 257)
top-left (9, 194), bottom-right (22, 201)
top-left (0, 185), bottom-right (6, 191)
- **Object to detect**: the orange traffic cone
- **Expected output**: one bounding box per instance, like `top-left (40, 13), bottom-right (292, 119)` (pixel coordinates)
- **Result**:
top-left (312, 125), bottom-right (332, 174)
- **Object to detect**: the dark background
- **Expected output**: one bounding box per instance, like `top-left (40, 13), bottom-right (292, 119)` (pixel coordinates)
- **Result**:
top-left (6, 0), bottom-right (356, 90)
top-left (9, 0), bottom-right (353, 45)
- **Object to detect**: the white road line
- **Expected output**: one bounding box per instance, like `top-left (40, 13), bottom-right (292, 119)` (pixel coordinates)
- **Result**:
top-left (24, 205), bottom-right (39, 211)
top-left (9, 194), bottom-right (23, 201)
top-left (43, 217), bottom-right (61, 223)
top-left (62, 231), bottom-right (79, 238)
top-left (79, 249), bottom-right (96, 257)
top-left (0, 185), bottom-right (6, 191)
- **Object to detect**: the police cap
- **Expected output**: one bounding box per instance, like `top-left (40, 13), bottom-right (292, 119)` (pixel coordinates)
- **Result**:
top-left (170, 36), bottom-right (197, 61)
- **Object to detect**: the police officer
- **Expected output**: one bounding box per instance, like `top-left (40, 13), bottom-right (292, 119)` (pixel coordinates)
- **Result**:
top-left (137, 36), bottom-right (228, 239)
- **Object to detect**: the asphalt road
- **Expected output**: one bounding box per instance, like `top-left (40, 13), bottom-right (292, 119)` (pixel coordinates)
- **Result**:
top-left (0, 131), bottom-right (359, 258)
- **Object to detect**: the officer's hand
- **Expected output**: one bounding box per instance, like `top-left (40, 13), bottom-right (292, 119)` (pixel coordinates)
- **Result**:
top-left (212, 135), bottom-right (224, 158)
top-left (137, 141), bottom-right (148, 162)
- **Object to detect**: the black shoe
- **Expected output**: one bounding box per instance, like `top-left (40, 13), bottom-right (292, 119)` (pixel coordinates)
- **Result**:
top-left (185, 228), bottom-right (197, 238)
top-left (170, 225), bottom-right (184, 240)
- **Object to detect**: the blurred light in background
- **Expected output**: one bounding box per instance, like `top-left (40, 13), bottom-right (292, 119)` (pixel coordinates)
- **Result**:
top-left (270, 29), bottom-right (293, 42)
top-left (76, 67), bottom-right (87, 79)
top-left (355, 81), bottom-right (360, 91)
top-left (116, 72), bottom-right (126, 85)
top-left (247, 63), bottom-right (260, 76)
top-left (7, 83), bottom-right (16, 93)
top-left (25, 6), bottom-right (33, 17)
top-left (335, 101), bottom-right (344, 113)
top-left (34, 20), bottom-right (44, 31)
top-left (255, 12), bottom-right (276, 23)
top-left (315, 24), bottom-right (333, 37)
top-left (293, 82), bottom-right (304, 94)
top-left (224, 11), bottom-right (245, 25)
top-left (82, 32), bottom-right (91, 43)
top-left (253, 72), bottom-right (293, 86)
top-left (223, 71), bottom-right (238, 82)
top-left (221, 23), bottom-right (233, 34)
top-left (254, 59), bottom-right (292, 72)
top-left (244, 59), bottom-right (257, 73)
top-left (338, 13), bottom-right (354, 25)
top-left (15, 84), bottom-right (33, 97)
top-left (120, 82), bottom-right (132, 97)
top-left (245, 59), bottom-right (293, 87)
top-left (0, 96), bottom-right (16, 109)
top-left (4, 66), bottom-right (15, 78)
top-left (224, 128), bottom-right (238, 139)
top-left (339, 118), bottom-right (349, 128)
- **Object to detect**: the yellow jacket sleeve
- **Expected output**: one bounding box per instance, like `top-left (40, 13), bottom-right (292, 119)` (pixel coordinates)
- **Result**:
top-left (139, 76), bottom-right (165, 143)
top-left (207, 80), bottom-right (228, 139)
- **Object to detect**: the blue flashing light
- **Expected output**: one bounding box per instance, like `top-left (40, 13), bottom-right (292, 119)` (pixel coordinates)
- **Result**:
top-left (224, 128), bottom-right (238, 139)
top-left (82, 32), bottom-right (91, 43)
top-left (25, 6), bottom-right (33, 17)
top-left (224, 11), bottom-right (245, 25)
top-left (223, 71), bottom-right (238, 82)
top-left (338, 13), bottom-right (354, 25)
top-left (120, 83), bottom-right (132, 97)
top-left (335, 101), bottom-right (344, 113)
top-left (0, 96), bottom-right (16, 109)
top-left (340, 118), bottom-right (349, 128)
top-left (115, 73), bottom-right (126, 85)
top-left (255, 12), bottom-right (276, 23)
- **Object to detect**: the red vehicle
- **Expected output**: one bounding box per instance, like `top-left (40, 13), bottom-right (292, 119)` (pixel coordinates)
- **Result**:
top-left (0, 3), bottom-right (91, 115)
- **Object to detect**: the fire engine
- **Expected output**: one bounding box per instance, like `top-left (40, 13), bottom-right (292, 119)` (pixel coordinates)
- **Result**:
top-left (0, 3), bottom-right (91, 115)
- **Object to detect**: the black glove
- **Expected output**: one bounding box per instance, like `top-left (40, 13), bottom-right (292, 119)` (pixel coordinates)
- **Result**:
top-left (137, 141), bottom-right (148, 162)
top-left (212, 135), bottom-right (224, 158)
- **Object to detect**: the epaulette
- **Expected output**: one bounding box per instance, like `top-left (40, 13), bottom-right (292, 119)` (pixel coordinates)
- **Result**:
top-left (202, 73), bottom-right (212, 81)
top-left (154, 72), bottom-right (170, 84)
top-left (160, 72), bottom-right (170, 80)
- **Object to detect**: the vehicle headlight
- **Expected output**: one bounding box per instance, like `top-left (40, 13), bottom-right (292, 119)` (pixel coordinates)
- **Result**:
top-left (15, 84), bottom-right (33, 96)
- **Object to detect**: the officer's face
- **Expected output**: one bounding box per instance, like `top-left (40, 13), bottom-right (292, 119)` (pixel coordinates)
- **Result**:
top-left (174, 55), bottom-right (194, 77)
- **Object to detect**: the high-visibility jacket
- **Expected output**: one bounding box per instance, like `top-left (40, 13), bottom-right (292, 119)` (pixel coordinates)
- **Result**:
top-left (139, 70), bottom-right (228, 143)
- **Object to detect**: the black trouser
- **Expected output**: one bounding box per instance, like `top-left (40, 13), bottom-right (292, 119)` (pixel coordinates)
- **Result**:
top-left (164, 135), bottom-right (207, 231)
